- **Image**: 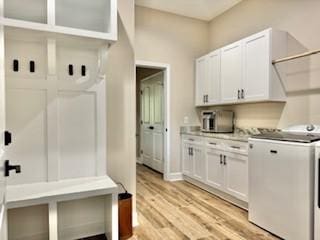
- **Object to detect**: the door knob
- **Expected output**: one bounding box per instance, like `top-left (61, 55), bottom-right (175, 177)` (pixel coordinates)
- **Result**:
top-left (149, 126), bottom-right (154, 130)
top-left (4, 160), bottom-right (21, 177)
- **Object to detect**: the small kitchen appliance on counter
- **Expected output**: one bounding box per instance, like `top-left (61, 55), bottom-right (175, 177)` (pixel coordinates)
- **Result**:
top-left (249, 124), bottom-right (320, 240)
top-left (201, 110), bottom-right (234, 133)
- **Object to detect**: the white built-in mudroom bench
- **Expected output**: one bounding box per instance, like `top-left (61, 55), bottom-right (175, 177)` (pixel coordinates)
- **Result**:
top-left (0, 0), bottom-right (119, 239)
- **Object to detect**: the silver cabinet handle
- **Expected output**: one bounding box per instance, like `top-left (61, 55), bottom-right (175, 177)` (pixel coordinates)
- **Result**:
top-left (238, 90), bottom-right (241, 99)
top-left (188, 138), bottom-right (194, 141)
top-left (223, 155), bottom-right (227, 165)
top-left (241, 89), bottom-right (245, 99)
top-left (203, 95), bottom-right (206, 103)
top-left (209, 142), bottom-right (217, 145)
top-left (231, 146), bottom-right (241, 149)
top-left (220, 154), bottom-right (223, 164)
top-left (190, 148), bottom-right (194, 156)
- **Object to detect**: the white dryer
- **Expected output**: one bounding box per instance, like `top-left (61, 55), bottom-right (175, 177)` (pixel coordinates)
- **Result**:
top-left (249, 125), bottom-right (320, 240)
top-left (316, 143), bottom-right (320, 240)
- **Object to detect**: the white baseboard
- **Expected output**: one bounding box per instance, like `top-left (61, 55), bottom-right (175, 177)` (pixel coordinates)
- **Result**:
top-left (166, 172), bottom-right (183, 181)
top-left (136, 157), bottom-right (143, 164)
top-left (132, 211), bottom-right (139, 227)
top-left (183, 175), bottom-right (248, 210)
top-left (59, 221), bottom-right (105, 240)
top-left (12, 232), bottom-right (49, 240)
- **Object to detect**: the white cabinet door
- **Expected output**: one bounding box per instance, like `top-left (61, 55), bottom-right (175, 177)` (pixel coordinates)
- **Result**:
top-left (182, 141), bottom-right (192, 177)
top-left (221, 41), bottom-right (243, 103)
top-left (195, 56), bottom-right (207, 106)
top-left (242, 29), bottom-right (270, 101)
top-left (191, 144), bottom-right (205, 182)
top-left (205, 148), bottom-right (224, 190)
top-left (224, 152), bottom-right (248, 201)
top-left (0, 26), bottom-right (7, 239)
top-left (207, 50), bottom-right (220, 104)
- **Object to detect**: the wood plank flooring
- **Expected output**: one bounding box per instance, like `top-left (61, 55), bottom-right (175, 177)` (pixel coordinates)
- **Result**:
top-left (131, 164), bottom-right (280, 240)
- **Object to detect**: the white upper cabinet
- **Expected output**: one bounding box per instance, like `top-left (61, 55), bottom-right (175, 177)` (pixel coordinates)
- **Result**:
top-left (195, 50), bottom-right (221, 106)
top-left (221, 40), bottom-right (242, 103)
top-left (195, 55), bottom-right (207, 106)
top-left (0, 0), bottom-right (117, 41)
top-left (195, 28), bottom-right (287, 106)
top-left (207, 50), bottom-right (221, 104)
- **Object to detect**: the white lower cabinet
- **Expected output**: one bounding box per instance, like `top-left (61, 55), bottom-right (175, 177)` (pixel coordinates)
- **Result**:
top-left (192, 144), bottom-right (205, 182)
top-left (224, 152), bottom-right (248, 202)
top-left (182, 141), bottom-right (193, 177)
top-left (206, 148), bottom-right (224, 190)
top-left (182, 135), bottom-right (248, 203)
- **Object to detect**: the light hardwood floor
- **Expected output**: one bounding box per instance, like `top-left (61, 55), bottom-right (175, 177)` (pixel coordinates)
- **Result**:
top-left (131, 164), bottom-right (280, 240)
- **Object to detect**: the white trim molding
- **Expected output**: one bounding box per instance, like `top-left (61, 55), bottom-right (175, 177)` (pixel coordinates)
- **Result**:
top-left (167, 172), bottom-right (183, 182)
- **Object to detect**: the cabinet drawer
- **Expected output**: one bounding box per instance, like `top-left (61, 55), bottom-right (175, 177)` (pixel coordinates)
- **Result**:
top-left (224, 140), bottom-right (248, 155)
top-left (182, 135), bottom-right (203, 145)
top-left (204, 138), bottom-right (224, 150)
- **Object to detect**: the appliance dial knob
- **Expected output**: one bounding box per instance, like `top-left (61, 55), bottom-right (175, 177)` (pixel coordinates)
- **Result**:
top-left (307, 124), bottom-right (315, 132)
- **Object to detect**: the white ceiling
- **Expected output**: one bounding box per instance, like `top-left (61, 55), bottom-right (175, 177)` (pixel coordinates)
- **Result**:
top-left (135, 0), bottom-right (242, 21)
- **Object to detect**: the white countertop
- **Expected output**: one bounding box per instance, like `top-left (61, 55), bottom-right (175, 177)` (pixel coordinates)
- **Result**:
top-left (7, 175), bottom-right (118, 209)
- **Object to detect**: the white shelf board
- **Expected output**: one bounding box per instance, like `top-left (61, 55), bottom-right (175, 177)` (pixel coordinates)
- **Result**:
top-left (6, 175), bottom-right (118, 209)
top-left (0, 17), bottom-right (117, 41)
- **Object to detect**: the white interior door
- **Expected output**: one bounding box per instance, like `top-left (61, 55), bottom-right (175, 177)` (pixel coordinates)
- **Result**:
top-left (0, 25), bottom-right (7, 239)
top-left (140, 72), bottom-right (164, 173)
top-left (152, 80), bottom-right (164, 172)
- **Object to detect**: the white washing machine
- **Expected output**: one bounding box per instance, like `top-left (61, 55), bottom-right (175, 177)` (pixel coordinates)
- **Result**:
top-left (316, 143), bottom-right (320, 240)
top-left (249, 125), bottom-right (320, 240)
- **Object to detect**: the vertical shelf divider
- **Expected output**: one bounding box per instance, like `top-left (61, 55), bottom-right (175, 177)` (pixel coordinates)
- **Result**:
top-left (47, 0), bottom-right (55, 26)
top-left (47, 38), bottom-right (59, 182)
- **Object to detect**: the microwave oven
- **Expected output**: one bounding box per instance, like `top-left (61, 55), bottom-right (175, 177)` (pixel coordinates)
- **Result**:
top-left (201, 110), bottom-right (234, 133)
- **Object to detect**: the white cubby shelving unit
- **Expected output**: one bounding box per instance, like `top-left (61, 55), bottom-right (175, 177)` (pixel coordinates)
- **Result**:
top-left (0, 0), bottom-right (117, 41)
top-left (0, 1), bottom-right (118, 240)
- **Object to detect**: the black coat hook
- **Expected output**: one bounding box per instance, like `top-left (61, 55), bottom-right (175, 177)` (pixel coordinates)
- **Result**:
top-left (30, 61), bottom-right (35, 73)
top-left (13, 59), bottom-right (19, 72)
top-left (81, 65), bottom-right (86, 76)
top-left (68, 64), bottom-right (73, 76)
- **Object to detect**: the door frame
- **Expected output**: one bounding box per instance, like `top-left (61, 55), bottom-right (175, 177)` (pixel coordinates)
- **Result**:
top-left (136, 60), bottom-right (171, 181)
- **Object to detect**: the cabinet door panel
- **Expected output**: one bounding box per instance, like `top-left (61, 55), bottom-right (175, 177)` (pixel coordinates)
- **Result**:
top-left (243, 30), bottom-right (270, 101)
top-left (152, 131), bottom-right (163, 173)
top-left (142, 129), bottom-right (153, 168)
top-left (195, 57), bottom-right (207, 106)
top-left (206, 148), bottom-right (224, 190)
top-left (182, 142), bottom-right (192, 176)
top-left (141, 85), bottom-right (151, 125)
top-left (221, 41), bottom-right (242, 103)
top-left (224, 153), bottom-right (248, 201)
top-left (207, 50), bottom-right (220, 104)
top-left (192, 145), bottom-right (205, 182)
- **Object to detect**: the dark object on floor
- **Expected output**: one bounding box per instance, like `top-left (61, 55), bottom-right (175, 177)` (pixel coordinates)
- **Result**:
top-left (78, 234), bottom-right (107, 240)
top-left (118, 183), bottom-right (133, 240)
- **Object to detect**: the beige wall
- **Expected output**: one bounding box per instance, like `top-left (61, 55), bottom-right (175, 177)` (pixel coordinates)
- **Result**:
top-left (106, 0), bottom-right (136, 217)
top-left (207, 0), bottom-right (320, 128)
top-left (135, 6), bottom-right (209, 173)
